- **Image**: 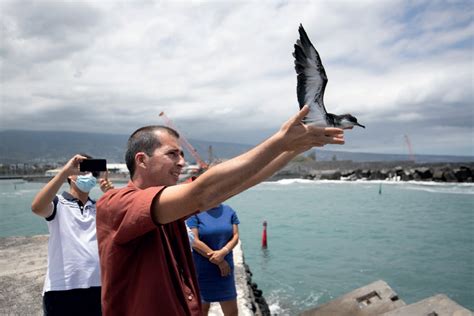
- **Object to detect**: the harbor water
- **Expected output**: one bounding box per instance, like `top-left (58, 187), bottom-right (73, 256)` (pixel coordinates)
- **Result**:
top-left (1, 179), bottom-right (473, 315)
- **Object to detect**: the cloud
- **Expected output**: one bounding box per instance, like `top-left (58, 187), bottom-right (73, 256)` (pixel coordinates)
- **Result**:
top-left (1, 0), bottom-right (103, 79)
top-left (0, 0), bottom-right (472, 156)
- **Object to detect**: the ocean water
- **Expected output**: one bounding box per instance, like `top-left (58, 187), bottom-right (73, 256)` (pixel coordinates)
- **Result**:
top-left (1, 179), bottom-right (473, 314)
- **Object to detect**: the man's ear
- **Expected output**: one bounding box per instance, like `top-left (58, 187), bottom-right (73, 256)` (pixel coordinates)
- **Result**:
top-left (135, 152), bottom-right (147, 170)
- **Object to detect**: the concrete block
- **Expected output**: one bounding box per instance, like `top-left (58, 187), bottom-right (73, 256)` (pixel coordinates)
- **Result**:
top-left (381, 294), bottom-right (472, 316)
top-left (300, 280), bottom-right (405, 316)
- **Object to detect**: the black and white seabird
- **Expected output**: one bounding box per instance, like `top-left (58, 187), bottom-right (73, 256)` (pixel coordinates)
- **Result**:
top-left (293, 24), bottom-right (365, 129)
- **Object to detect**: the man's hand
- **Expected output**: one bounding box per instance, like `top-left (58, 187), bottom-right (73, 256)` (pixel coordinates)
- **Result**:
top-left (32, 154), bottom-right (87, 218)
top-left (62, 154), bottom-right (88, 177)
top-left (99, 171), bottom-right (114, 193)
top-left (99, 178), bottom-right (114, 193)
top-left (278, 105), bottom-right (345, 153)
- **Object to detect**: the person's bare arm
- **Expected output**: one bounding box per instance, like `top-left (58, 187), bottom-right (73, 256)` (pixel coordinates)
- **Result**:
top-left (190, 227), bottom-right (214, 259)
top-left (235, 121), bottom-right (354, 194)
top-left (31, 154), bottom-right (86, 218)
top-left (152, 106), bottom-right (344, 224)
top-left (190, 227), bottom-right (234, 277)
top-left (225, 150), bottom-right (300, 199)
top-left (208, 224), bottom-right (239, 264)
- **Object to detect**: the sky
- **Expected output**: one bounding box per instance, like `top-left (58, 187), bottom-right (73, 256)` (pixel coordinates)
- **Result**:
top-left (1, 0), bottom-right (473, 156)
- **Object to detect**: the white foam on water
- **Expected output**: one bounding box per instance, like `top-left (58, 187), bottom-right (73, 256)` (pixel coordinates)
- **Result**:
top-left (268, 302), bottom-right (283, 315)
top-left (265, 289), bottom-right (326, 316)
top-left (272, 178), bottom-right (316, 185)
top-left (260, 178), bottom-right (474, 195)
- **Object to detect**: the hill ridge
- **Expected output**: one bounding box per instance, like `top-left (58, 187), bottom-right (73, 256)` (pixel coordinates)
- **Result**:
top-left (0, 130), bottom-right (472, 164)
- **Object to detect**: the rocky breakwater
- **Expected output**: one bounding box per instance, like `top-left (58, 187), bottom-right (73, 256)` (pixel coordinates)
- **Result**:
top-left (271, 160), bottom-right (474, 182)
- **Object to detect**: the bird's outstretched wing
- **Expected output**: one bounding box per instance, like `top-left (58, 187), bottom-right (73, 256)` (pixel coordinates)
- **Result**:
top-left (293, 24), bottom-right (328, 126)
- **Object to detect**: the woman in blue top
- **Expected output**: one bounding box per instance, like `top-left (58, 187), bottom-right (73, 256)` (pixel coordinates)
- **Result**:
top-left (186, 203), bottom-right (240, 316)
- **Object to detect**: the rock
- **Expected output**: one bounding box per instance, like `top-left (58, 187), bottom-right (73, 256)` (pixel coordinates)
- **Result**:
top-left (380, 169), bottom-right (389, 179)
top-left (443, 170), bottom-right (457, 182)
top-left (454, 167), bottom-right (472, 182)
top-left (341, 170), bottom-right (354, 177)
top-left (400, 170), bottom-right (413, 181)
top-left (369, 170), bottom-right (383, 180)
top-left (415, 167), bottom-right (432, 180)
top-left (412, 172), bottom-right (421, 181)
top-left (432, 169), bottom-right (444, 181)
top-left (361, 169), bottom-right (371, 178)
top-left (352, 169), bottom-right (363, 179)
top-left (320, 170), bottom-right (341, 180)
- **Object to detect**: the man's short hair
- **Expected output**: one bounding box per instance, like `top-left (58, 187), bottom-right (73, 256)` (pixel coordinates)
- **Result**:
top-left (125, 125), bottom-right (180, 178)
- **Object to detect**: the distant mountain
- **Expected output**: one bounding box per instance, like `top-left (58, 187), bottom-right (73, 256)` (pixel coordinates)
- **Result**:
top-left (0, 130), bottom-right (252, 164)
top-left (0, 130), bottom-right (472, 164)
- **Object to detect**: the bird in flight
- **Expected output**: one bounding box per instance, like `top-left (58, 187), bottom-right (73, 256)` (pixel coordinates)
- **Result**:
top-left (293, 24), bottom-right (365, 129)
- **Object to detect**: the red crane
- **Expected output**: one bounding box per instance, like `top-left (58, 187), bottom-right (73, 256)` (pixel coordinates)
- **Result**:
top-left (159, 112), bottom-right (209, 170)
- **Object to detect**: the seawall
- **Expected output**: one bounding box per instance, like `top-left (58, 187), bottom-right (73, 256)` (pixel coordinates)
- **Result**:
top-left (271, 161), bottom-right (474, 182)
top-left (0, 236), bottom-right (268, 315)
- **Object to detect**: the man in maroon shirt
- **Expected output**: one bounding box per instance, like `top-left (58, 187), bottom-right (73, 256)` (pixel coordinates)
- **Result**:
top-left (97, 106), bottom-right (345, 315)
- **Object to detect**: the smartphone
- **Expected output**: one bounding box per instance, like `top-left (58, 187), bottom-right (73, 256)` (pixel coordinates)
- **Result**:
top-left (80, 159), bottom-right (107, 172)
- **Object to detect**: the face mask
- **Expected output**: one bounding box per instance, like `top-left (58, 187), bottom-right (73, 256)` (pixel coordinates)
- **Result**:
top-left (74, 174), bottom-right (97, 193)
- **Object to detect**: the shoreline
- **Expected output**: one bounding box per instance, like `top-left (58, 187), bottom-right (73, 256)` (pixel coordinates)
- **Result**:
top-left (2, 161), bottom-right (473, 183)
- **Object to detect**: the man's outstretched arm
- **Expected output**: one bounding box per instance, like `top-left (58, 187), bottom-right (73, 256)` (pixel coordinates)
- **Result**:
top-left (152, 105), bottom-right (344, 224)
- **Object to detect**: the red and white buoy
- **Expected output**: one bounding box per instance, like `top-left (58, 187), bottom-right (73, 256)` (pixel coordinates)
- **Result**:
top-left (262, 220), bottom-right (268, 248)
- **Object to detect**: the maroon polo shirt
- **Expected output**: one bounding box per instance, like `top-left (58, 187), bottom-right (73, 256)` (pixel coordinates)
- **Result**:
top-left (97, 181), bottom-right (201, 316)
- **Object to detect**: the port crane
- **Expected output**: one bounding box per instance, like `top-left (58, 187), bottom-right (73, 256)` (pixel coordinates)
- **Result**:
top-left (159, 112), bottom-right (209, 170)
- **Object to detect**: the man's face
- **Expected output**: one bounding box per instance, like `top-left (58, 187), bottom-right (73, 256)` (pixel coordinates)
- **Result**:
top-left (68, 171), bottom-right (98, 194)
top-left (145, 131), bottom-right (185, 186)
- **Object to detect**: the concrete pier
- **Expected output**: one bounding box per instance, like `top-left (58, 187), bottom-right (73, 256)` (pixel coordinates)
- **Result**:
top-left (300, 280), bottom-right (406, 316)
top-left (381, 294), bottom-right (472, 316)
top-left (0, 236), bottom-right (262, 315)
top-left (0, 235), bottom-right (48, 315)
top-left (300, 280), bottom-right (472, 316)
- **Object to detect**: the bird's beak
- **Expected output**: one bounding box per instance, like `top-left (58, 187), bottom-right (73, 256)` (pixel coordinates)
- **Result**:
top-left (356, 123), bottom-right (365, 128)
